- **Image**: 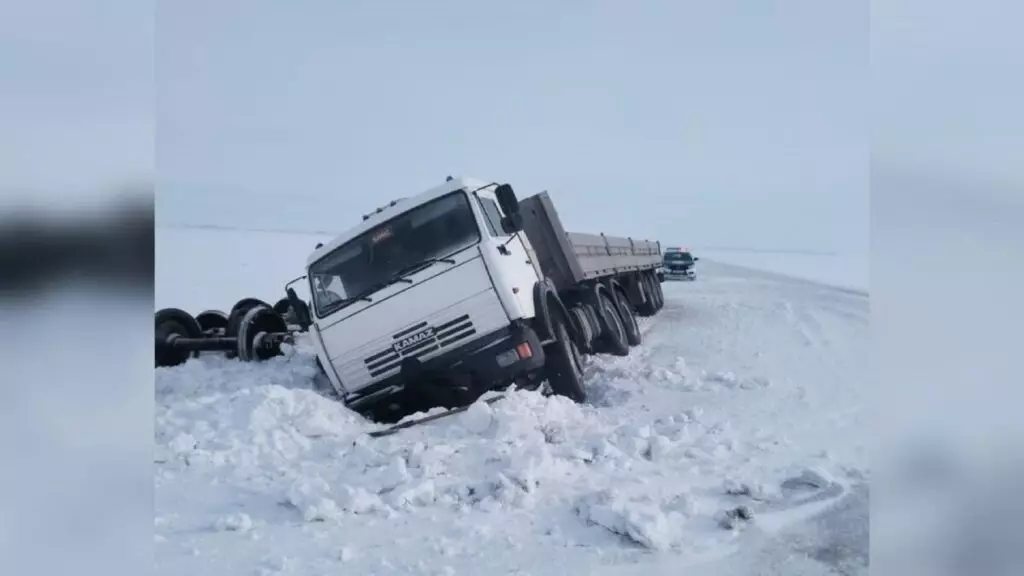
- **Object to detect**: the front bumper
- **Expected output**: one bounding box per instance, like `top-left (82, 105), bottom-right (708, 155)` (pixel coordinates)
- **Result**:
top-left (664, 268), bottom-right (696, 280)
top-left (344, 320), bottom-right (546, 411)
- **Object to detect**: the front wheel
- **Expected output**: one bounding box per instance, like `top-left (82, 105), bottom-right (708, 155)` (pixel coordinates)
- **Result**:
top-left (543, 312), bottom-right (586, 403)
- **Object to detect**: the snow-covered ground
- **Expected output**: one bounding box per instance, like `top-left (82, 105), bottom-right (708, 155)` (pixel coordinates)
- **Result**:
top-left (691, 249), bottom-right (868, 293)
top-left (155, 226), bottom-right (869, 575)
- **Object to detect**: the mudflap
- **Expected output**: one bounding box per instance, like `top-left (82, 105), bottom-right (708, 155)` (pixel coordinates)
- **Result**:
top-left (367, 394), bottom-right (507, 438)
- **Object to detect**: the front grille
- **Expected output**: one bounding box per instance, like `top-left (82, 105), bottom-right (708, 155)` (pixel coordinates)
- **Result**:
top-left (362, 314), bottom-right (477, 377)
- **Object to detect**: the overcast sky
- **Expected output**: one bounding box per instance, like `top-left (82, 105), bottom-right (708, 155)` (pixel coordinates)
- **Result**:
top-left (0, 0), bottom-right (152, 207)
top-left (155, 0), bottom-right (867, 255)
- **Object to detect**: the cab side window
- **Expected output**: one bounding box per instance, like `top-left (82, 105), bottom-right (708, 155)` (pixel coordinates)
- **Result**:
top-left (475, 195), bottom-right (507, 237)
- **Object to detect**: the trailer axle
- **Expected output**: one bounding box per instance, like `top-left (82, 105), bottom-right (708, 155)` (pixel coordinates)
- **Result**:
top-left (165, 334), bottom-right (237, 352)
top-left (155, 303), bottom-right (294, 368)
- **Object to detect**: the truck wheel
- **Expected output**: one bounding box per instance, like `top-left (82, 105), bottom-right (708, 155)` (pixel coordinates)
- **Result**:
top-left (647, 273), bottom-right (663, 312)
top-left (597, 290), bottom-right (630, 357)
top-left (224, 298), bottom-right (272, 358)
top-left (544, 311), bottom-right (586, 403)
top-left (613, 287), bottom-right (642, 347)
top-left (636, 274), bottom-right (657, 317)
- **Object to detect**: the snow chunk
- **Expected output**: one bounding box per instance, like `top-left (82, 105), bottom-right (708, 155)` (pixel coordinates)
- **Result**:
top-left (781, 466), bottom-right (837, 492)
top-left (338, 546), bottom-right (358, 563)
top-left (576, 490), bottom-right (684, 550)
top-left (377, 456), bottom-right (411, 491)
top-left (384, 479), bottom-right (437, 508)
top-left (285, 476), bottom-right (341, 522)
top-left (648, 435), bottom-right (674, 461)
top-left (336, 485), bottom-right (388, 514)
top-left (458, 399), bottom-right (495, 435)
top-left (168, 432), bottom-right (198, 454)
top-left (716, 505), bottom-right (754, 530)
top-left (722, 477), bottom-right (779, 501)
top-left (213, 512), bottom-right (253, 532)
top-left (704, 370), bottom-right (772, 390)
top-left (705, 370), bottom-right (738, 386)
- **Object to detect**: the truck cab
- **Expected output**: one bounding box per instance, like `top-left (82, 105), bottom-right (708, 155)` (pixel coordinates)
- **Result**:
top-left (662, 247), bottom-right (698, 280)
top-left (302, 177), bottom-right (547, 421)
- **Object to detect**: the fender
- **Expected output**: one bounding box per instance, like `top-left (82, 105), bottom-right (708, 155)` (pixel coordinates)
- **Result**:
top-left (532, 278), bottom-right (579, 344)
top-left (601, 277), bottom-right (629, 305)
top-left (581, 281), bottom-right (619, 339)
top-left (585, 281), bottom-right (616, 316)
top-left (609, 274), bottom-right (644, 309)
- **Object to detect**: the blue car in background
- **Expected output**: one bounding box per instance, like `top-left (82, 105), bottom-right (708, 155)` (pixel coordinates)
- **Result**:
top-left (661, 248), bottom-right (698, 281)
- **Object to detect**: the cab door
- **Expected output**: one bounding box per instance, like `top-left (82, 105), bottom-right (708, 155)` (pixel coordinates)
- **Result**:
top-left (472, 189), bottom-right (540, 316)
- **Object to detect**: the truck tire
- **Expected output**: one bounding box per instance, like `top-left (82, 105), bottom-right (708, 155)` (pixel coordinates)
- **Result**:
top-left (653, 273), bottom-right (665, 311)
top-left (544, 311), bottom-right (586, 403)
top-left (613, 286), bottom-right (642, 347)
top-left (636, 274), bottom-right (657, 317)
top-left (655, 272), bottom-right (663, 309)
top-left (597, 289), bottom-right (630, 357)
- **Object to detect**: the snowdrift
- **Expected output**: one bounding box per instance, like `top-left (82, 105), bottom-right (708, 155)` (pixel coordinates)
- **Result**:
top-left (155, 251), bottom-right (868, 575)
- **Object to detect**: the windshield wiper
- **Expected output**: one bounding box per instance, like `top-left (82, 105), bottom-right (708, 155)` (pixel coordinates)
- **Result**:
top-left (339, 294), bottom-right (374, 304)
top-left (318, 293), bottom-right (373, 316)
top-left (320, 256), bottom-right (458, 315)
top-left (390, 256), bottom-right (457, 283)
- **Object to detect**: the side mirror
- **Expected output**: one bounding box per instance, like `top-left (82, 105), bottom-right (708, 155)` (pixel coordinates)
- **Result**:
top-left (495, 183), bottom-right (520, 216)
top-left (694, 257), bottom-right (700, 261)
top-left (286, 287), bottom-right (312, 331)
top-left (500, 213), bottom-right (523, 234)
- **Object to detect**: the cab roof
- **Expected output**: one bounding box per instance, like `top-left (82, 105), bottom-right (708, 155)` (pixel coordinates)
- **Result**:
top-left (304, 176), bottom-right (495, 268)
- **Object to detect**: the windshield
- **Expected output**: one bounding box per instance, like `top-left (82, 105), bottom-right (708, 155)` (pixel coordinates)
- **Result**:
top-left (308, 190), bottom-right (481, 317)
top-left (664, 252), bottom-right (693, 262)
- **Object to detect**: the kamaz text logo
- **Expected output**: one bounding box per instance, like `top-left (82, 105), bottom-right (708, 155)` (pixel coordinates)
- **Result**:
top-left (393, 326), bottom-right (435, 354)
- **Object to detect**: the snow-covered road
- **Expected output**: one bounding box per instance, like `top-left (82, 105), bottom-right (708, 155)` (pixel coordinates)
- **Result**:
top-left (154, 255), bottom-right (868, 575)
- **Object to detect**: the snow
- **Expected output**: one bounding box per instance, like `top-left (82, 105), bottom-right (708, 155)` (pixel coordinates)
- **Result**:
top-left (694, 249), bottom-right (868, 293)
top-left (155, 226), bottom-right (869, 575)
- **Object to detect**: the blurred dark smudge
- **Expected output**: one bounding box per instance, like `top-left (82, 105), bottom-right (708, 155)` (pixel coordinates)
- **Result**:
top-left (0, 191), bottom-right (154, 298)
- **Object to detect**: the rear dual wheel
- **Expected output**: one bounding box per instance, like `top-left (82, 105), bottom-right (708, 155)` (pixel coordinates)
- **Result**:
top-left (612, 287), bottom-right (642, 347)
top-left (596, 289), bottom-right (630, 357)
top-left (544, 309), bottom-right (586, 403)
top-left (651, 273), bottom-right (664, 311)
top-left (636, 274), bottom-right (658, 317)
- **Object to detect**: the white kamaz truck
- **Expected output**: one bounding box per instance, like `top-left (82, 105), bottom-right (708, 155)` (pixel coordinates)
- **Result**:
top-left (297, 177), bottom-right (665, 423)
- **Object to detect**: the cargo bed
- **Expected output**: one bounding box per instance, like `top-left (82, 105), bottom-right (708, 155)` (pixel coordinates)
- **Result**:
top-left (518, 191), bottom-right (662, 292)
